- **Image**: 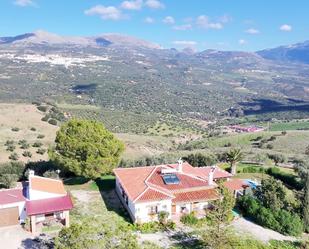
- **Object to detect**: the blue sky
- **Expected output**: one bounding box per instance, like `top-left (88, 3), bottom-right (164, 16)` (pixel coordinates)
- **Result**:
top-left (1, 0), bottom-right (308, 51)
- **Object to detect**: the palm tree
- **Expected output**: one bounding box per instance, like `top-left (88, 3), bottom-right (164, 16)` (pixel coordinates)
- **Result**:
top-left (226, 148), bottom-right (243, 175)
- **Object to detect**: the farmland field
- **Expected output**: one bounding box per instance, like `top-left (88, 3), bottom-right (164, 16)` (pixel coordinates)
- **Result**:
top-left (269, 120), bottom-right (309, 131)
top-left (0, 103), bottom-right (58, 163)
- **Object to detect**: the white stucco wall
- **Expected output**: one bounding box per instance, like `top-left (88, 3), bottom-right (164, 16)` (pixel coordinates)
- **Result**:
top-left (0, 201), bottom-right (26, 223)
top-left (175, 201), bottom-right (209, 214)
top-left (134, 199), bottom-right (172, 223)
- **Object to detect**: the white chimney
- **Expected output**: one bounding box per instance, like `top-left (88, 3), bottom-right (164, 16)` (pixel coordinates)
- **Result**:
top-left (28, 170), bottom-right (35, 178)
top-left (208, 166), bottom-right (215, 185)
top-left (177, 158), bottom-right (183, 173)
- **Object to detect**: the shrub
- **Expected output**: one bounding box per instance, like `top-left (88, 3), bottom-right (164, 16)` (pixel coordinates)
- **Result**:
top-left (268, 154), bottom-right (286, 165)
top-left (11, 127), bottom-right (20, 132)
top-left (268, 136), bottom-right (277, 141)
top-left (32, 141), bottom-right (43, 148)
top-left (20, 143), bottom-right (30, 149)
top-left (242, 166), bottom-right (265, 173)
top-left (133, 222), bottom-right (161, 233)
top-left (37, 105), bottom-right (48, 112)
top-left (180, 212), bottom-right (198, 226)
top-left (37, 134), bottom-right (45, 139)
top-left (183, 153), bottom-right (217, 167)
top-left (37, 148), bottom-right (46, 155)
top-left (0, 162), bottom-right (24, 176)
top-left (43, 170), bottom-right (59, 179)
top-left (266, 167), bottom-right (302, 190)
top-left (22, 151), bottom-right (32, 158)
top-left (281, 131), bottom-right (287, 136)
top-left (158, 211), bottom-right (169, 224)
top-left (0, 174), bottom-right (18, 188)
top-left (9, 152), bottom-right (19, 161)
top-left (32, 101), bottom-right (41, 106)
top-left (266, 144), bottom-right (274, 150)
top-left (48, 119), bottom-right (57, 126)
top-left (6, 144), bottom-right (16, 152)
top-left (5, 140), bottom-right (14, 146)
top-left (41, 115), bottom-right (49, 122)
top-left (238, 196), bottom-right (303, 236)
top-left (30, 127), bottom-right (36, 131)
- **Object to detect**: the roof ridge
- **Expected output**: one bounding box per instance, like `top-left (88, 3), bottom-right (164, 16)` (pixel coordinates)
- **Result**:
top-left (30, 175), bottom-right (63, 183)
top-left (133, 186), bottom-right (151, 203)
top-left (0, 187), bottom-right (23, 192)
top-left (114, 165), bottom-right (156, 170)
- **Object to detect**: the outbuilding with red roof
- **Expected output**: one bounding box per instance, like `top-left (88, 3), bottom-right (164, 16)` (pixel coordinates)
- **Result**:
top-left (0, 170), bottom-right (73, 233)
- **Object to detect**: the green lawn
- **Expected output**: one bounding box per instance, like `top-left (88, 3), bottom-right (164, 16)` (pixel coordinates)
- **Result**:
top-left (64, 175), bottom-right (115, 191)
top-left (270, 120), bottom-right (309, 131)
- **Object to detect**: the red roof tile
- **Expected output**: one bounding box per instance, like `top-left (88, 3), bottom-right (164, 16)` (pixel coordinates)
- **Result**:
top-left (147, 167), bottom-right (208, 192)
top-left (194, 166), bottom-right (232, 180)
top-left (113, 166), bottom-right (155, 200)
top-left (135, 188), bottom-right (173, 203)
top-left (173, 189), bottom-right (219, 203)
top-left (114, 163), bottom-right (226, 203)
top-left (0, 188), bottom-right (25, 205)
top-left (223, 179), bottom-right (249, 191)
top-left (26, 194), bottom-right (73, 216)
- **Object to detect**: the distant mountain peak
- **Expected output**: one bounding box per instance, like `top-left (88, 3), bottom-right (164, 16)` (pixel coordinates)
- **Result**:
top-left (0, 30), bottom-right (161, 49)
top-left (257, 40), bottom-right (309, 64)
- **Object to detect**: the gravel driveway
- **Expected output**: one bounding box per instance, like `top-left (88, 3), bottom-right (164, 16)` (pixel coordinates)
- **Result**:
top-left (0, 225), bottom-right (35, 249)
top-left (232, 218), bottom-right (296, 242)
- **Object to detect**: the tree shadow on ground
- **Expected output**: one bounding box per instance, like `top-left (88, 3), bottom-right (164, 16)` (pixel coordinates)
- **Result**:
top-left (63, 176), bottom-right (89, 185)
top-left (20, 237), bottom-right (54, 249)
top-left (95, 177), bottom-right (131, 222)
top-left (169, 231), bottom-right (204, 249)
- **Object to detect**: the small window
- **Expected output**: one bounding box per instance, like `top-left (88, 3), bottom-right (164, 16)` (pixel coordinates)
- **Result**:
top-left (148, 206), bottom-right (158, 214)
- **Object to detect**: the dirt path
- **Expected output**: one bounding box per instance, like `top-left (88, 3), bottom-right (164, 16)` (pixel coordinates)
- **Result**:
top-left (232, 218), bottom-right (296, 242)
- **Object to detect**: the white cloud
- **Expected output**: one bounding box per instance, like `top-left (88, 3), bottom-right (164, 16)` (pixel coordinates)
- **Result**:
top-left (172, 40), bottom-right (197, 46)
top-left (245, 28), bottom-right (260, 34)
top-left (280, 24), bottom-right (292, 32)
top-left (145, 0), bottom-right (164, 9)
top-left (172, 24), bottom-right (192, 31)
top-left (14, 0), bottom-right (35, 7)
top-left (144, 17), bottom-right (155, 23)
top-left (196, 15), bottom-right (223, 30)
top-left (163, 16), bottom-right (175, 25)
top-left (219, 14), bottom-right (232, 24)
top-left (239, 39), bottom-right (247, 45)
top-left (120, 0), bottom-right (143, 10)
top-left (85, 5), bottom-right (124, 20)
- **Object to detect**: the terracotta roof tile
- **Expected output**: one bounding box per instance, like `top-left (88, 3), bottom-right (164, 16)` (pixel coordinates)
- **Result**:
top-left (113, 166), bottom-right (155, 200)
top-left (135, 188), bottom-right (173, 203)
top-left (30, 176), bottom-right (66, 195)
top-left (147, 167), bottom-right (208, 192)
top-left (173, 189), bottom-right (219, 203)
top-left (114, 163), bottom-right (231, 203)
top-left (194, 166), bottom-right (232, 180)
top-left (223, 179), bottom-right (249, 191)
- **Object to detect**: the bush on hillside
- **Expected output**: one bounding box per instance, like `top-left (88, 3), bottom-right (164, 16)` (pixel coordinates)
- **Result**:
top-left (48, 119), bottom-right (57, 126)
top-left (238, 196), bottom-right (303, 236)
top-left (37, 105), bottom-right (48, 112)
top-left (9, 152), bottom-right (19, 161)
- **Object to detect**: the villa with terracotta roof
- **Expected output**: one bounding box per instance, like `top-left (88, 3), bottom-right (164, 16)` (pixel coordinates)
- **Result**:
top-left (0, 170), bottom-right (73, 233)
top-left (114, 160), bottom-right (245, 223)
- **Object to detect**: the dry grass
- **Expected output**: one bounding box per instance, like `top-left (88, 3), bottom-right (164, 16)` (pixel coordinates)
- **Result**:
top-left (0, 103), bottom-right (58, 163)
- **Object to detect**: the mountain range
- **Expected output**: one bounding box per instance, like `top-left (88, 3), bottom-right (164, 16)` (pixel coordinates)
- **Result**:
top-left (0, 31), bottom-right (308, 132)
